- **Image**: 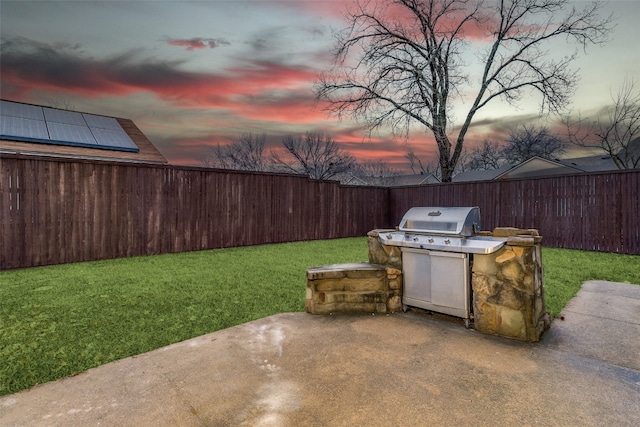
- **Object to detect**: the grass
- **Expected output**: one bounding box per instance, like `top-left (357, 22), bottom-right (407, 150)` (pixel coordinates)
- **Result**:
top-left (0, 238), bottom-right (368, 396)
top-left (1, 238), bottom-right (639, 396)
top-left (542, 247), bottom-right (640, 317)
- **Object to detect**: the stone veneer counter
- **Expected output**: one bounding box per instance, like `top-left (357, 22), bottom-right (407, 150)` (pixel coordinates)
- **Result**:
top-left (306, 228), bottom-right (549, 342)
top-left (472, 228), bottom-right (550, 341)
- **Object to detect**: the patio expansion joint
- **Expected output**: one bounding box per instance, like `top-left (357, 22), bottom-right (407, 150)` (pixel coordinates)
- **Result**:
top-left (559, 308), bottom-right (640, 326)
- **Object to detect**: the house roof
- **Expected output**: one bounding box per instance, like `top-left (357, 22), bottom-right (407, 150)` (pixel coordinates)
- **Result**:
top-left (452, 163), bottom-right (515, 182)
top-left (628, 137), bottom-right (640, 158)
top-left (452, 149), bottom-right (631, 183)
top-left (339, 174), bottom-right (369, 186)
top-left (0, 100), bottom-right (167, 164)
top-left (555, 154), bottom-right (618, 172)
top-left (390, 173), bottom-right (441, 186)
top-left (339, 172), bottom-right (440, 187)
top-left (493, 156), bottom-right (584, 180)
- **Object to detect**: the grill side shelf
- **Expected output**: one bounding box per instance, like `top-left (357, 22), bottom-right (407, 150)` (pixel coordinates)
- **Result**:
top-left (378, 233), bottom-right (506, 254)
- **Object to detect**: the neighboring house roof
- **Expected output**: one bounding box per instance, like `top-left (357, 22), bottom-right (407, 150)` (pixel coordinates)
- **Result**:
top-left (390, 173), bottom-right (441, 186)
top-left (627, 137), bottom-right (640, 158)
top-left (555, 154), bottom-right (618, 172)
top-left (610, 136), bottom-right (640, 168)
top-left (493, 156), bottom-right (584, 180)
top-left (0, 99), bottom-right (167, 164)
top-left (453, 152), bottom-right (627, 183)
top-left (452, 163), bottom-right (515, 182)
top-left (340, 172), bottom-right (441, 187)
top-left (340, 174), bottom-right (369, 186)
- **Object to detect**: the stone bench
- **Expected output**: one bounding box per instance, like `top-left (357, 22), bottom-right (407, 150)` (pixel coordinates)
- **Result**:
top-left (305, 263), bottom-right (402, 315)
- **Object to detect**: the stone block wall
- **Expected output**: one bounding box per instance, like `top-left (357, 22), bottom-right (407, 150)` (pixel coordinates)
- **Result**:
top-left (305, 263), bottom-right (402, 315)
top-left (367, 229), bottom-right (402, 269)
top-left (472, 228), bottom-right (550, 342)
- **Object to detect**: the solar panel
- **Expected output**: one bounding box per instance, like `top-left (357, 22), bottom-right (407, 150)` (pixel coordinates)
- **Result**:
top-left (0, 100), bottom-right (139, 153)
top-left (48, 122), bottom-right (97, 144)
top-left (1, 100), bottom-right (45, 120)
top-left (83, 114), bottom-right (122, 130)
top-left (0, 115), bottom-right (49, 140)
top-left (92, 128), bottom-right (138, 149)
top-left (43, 107), bottom-right (86, 126)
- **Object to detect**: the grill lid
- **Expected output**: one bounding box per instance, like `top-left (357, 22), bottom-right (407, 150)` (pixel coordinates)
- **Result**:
top-left (399, 206), bottom-right (481, 236)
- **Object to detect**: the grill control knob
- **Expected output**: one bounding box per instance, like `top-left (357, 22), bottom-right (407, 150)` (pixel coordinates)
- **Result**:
top-left (413, 236), bottom-right (419, 242)
top-left (444, 239), bottom-right (451, 244)
top-left (428, 238), bottom-right (434, 243)
top-left (386, 234), bottom-right (393, 239)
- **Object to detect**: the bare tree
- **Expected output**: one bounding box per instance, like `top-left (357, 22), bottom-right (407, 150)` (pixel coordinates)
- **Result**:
top-left (467, 140), bottom-right (505, 170)
top-left (502, 125), bottom-right (566, 163)
top-left (453, 145), bottom-right (471, 175)
top-left (351, 160), bottom-right (400, 186)
top-left (316, 0), bottom-right (613, 181)
top-left (566, 79), bottom-right (640, 169)
top-left (464, 125), bottom-right (565, 170)
top-left (272, 131), bottom-right (355, 180)
top-left (44, 97), bottom-right (76, 110)
top-left (405, 147), bottom-right (443, 177)
top-left (406, 149), bottom-right (428, 174)
top-left (201, 133), bottom-right (267, 171)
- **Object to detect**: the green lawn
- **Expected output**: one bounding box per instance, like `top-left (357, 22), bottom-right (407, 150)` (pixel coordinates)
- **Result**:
top-left (541, 247), bottom-right (640, 317)
top-left (1, 238), bottom-right (639, 396)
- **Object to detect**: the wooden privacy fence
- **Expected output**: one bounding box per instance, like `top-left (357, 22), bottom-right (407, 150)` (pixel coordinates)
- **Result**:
top-left (0, 155), bottom-right (388, 270)
top-left (389, 172), bottom-right (640, 254)
top-left (1, 155), bottom-right (639, 270)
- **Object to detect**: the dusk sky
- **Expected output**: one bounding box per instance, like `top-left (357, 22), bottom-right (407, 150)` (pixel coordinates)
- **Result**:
top-left (1, 0), bottom-right (638, 171)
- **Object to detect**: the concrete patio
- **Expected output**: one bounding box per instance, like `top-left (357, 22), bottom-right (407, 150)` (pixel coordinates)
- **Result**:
top-left (1, 280), bottom-right (638, 426)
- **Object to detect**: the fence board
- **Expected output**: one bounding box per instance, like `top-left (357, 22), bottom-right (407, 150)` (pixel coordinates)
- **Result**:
top-left (1, 154), bottom-right (638, 270)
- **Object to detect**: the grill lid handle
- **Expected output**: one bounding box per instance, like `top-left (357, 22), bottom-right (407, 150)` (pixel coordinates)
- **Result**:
top-left (428, 210), bottom-right (442, 216)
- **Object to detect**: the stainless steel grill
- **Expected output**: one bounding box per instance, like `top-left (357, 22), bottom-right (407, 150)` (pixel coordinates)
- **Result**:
top-left (379, 207), bottom-right (506, 326)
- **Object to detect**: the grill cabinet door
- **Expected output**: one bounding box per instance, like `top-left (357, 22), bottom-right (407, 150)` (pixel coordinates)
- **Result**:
top-left (402, 248), bottom-right (431, 303)
top-left (430, 251), bottom-right (468, 314)
top-left (401, 248), bottom-right (470, 319)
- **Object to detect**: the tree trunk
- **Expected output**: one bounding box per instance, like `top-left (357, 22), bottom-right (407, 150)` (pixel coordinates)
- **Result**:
top-left (434, 130), bottom-right (454, 182)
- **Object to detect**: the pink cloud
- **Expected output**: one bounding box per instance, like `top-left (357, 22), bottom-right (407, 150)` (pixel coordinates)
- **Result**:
top-left (0, 40), bottom-right (318, 113)
top-left (166, 37), bottom-right (230, 51)
top-left (276, 0), bottom-right (355, 19)
top-left (289, 0), bottom-right (495, 42)
top-left (229, 92), bottom-right (330, 124)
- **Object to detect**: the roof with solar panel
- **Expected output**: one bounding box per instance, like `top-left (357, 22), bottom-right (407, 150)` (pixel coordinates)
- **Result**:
top-left (0, 100), bottom-right (167, 164)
